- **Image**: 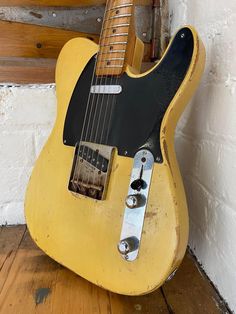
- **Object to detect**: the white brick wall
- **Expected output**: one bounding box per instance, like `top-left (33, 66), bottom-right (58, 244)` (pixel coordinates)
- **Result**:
top-left (170, 0), bottom-right (236, 310)
top-left (0, 0), bottom-right (235, 310)
top-left (0, 85), bottom-right (56, 225)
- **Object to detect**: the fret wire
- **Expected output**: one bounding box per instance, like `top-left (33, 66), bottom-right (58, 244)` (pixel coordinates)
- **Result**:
top-left (97, 65), bottom-right (123, 69)
top-left (107, 3), bottom-right (133, 11)
top-left (104, 57), bottom-right (125, 61)
top-left (98, 50), bottom-right (126, 55)
top-left (100, 42), bottom-right (128, 47)
top-left (96, 0), bottom-right (134, 75)
top-left (107, 13), bottom-right (132, 20)
top-left (103, 23), bottom-right (130, 30)
top-left (105, 33), bottom-right (129, 38)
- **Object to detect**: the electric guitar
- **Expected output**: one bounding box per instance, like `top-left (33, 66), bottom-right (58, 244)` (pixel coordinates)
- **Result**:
top-left (25, 0), bottom-right (205, 295)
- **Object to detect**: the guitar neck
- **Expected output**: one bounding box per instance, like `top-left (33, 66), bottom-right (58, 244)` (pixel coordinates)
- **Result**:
top-left (96, 0), bottom-right (136, 76)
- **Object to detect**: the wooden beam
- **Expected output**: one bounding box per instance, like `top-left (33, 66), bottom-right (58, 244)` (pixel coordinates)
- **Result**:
top-left (0, 57), bottom-right (56, 84)
top-left (0, 0), bottom-right (152, 6)
top-left (0, 20), bottom-right (99, 59)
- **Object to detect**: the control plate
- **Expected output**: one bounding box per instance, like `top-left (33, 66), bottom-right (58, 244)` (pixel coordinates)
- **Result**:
top-left (118, 149), bottom-right (154, 261)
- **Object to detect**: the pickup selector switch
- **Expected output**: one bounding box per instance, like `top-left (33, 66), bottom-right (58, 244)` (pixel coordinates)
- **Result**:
top-left (130, 178), bottom-right (146, 191)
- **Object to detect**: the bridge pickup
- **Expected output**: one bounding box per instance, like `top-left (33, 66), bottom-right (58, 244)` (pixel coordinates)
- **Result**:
top-left (68, 142), bottom-right (115, 200)
top-left (90, 85), bottom-right (122, 94)
top-left (78, 145), bottom-right (108, 172)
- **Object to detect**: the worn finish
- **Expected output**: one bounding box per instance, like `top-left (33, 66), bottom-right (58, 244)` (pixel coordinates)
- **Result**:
top-left (63, 28), bottom-right (194, 158)
top-left (0, 226), bottom-right (230, 313)
top-left (25, 25), bottom-right (205, 295)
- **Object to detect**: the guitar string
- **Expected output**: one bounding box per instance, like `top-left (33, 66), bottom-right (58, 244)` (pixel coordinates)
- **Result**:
top-left (93, 10), bottom-right (133, 189)
top-left (91, 58), bottom-right (119, 189)
top-left (90, 5), bottom-right (124, 189)
top-left (87, 0), bottom-right (125, 192)
top-left (81, 0), bottom-right (113, 189)
top-left (71, 1), bottom-right (110, 189)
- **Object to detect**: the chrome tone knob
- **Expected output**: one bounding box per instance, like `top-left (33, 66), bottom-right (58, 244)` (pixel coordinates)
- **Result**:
top-left (125, 194), bottom-right (145, 209)
top-left (125, 195), bottom-right (139, 208)
top-left (117, 237), bottom-right (139, 255)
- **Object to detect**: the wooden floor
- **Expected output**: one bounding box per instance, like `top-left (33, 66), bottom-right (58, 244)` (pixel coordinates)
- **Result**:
top-left (0, 226), bottom-right (230, 314)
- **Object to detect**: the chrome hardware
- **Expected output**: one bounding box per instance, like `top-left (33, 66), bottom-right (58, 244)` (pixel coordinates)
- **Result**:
top-left (105, 33), bottom-right (129, 38)
top-left (101, 42), bottom-right (128, 46)
top-left (125, 194), bottom-right (145, 209)
top-left (104, 23), bottom-right (130, 29)
top-left (118, 149), bottom-right (155, 261)
top-left (98, 50), bottom-right (126, 55)
top-left (166, 269), bottom-right (178, 282)
top-left (68, 142), bottom-right (114, 200)
top-left (108, 14), bottom-right (132, 20)
top-left (104, 58), bottom-right (125, 61)
top-left (125, 195), bottom-right (139, 209)
top-left (118, 237), bottom-right (139, 256)
top-left (90, 85), bottom-right (122, 94)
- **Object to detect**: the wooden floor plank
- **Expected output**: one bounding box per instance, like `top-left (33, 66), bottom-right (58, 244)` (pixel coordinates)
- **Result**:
top-left (0, 225), bottom-right (26, 292)
top-left (0, 57), bottom-right (56, 84)
top-left (0, 227), bottom-right (230, 313)
top-left (109, 290), bottom-right (170, 313)
top-left (162, 253), bottom-right (230, 314)
top-left (0, 230), bottom-right (111, 314)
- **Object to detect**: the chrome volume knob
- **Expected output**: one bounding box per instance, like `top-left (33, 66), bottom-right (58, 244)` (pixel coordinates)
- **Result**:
top-left (117, 237), bottom-right (139, 255)
top-left (118, 240), bottom-right (130, 255)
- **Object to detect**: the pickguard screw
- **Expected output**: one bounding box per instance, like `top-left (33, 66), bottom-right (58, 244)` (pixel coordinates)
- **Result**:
top-left (52, 12), bottom-right (57, 17)
top-left (142, 32), bottom-right (147, 37)
top-left (97, 17), bottom-right (102, 23)
top-left (63, 140), bottom-right (67, 144)
top-left (124, 151), bottom-right (128, 155)
top-left (181, 33), bottom-right (185, 38)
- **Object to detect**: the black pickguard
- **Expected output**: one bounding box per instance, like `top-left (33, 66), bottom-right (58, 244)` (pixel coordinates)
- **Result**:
top-left (63, 27), bottom-right (194, 162)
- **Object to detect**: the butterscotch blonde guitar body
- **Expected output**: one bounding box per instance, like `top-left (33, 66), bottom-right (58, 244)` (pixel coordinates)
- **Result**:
top-left (25, 26), bottom-right (205, 295)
